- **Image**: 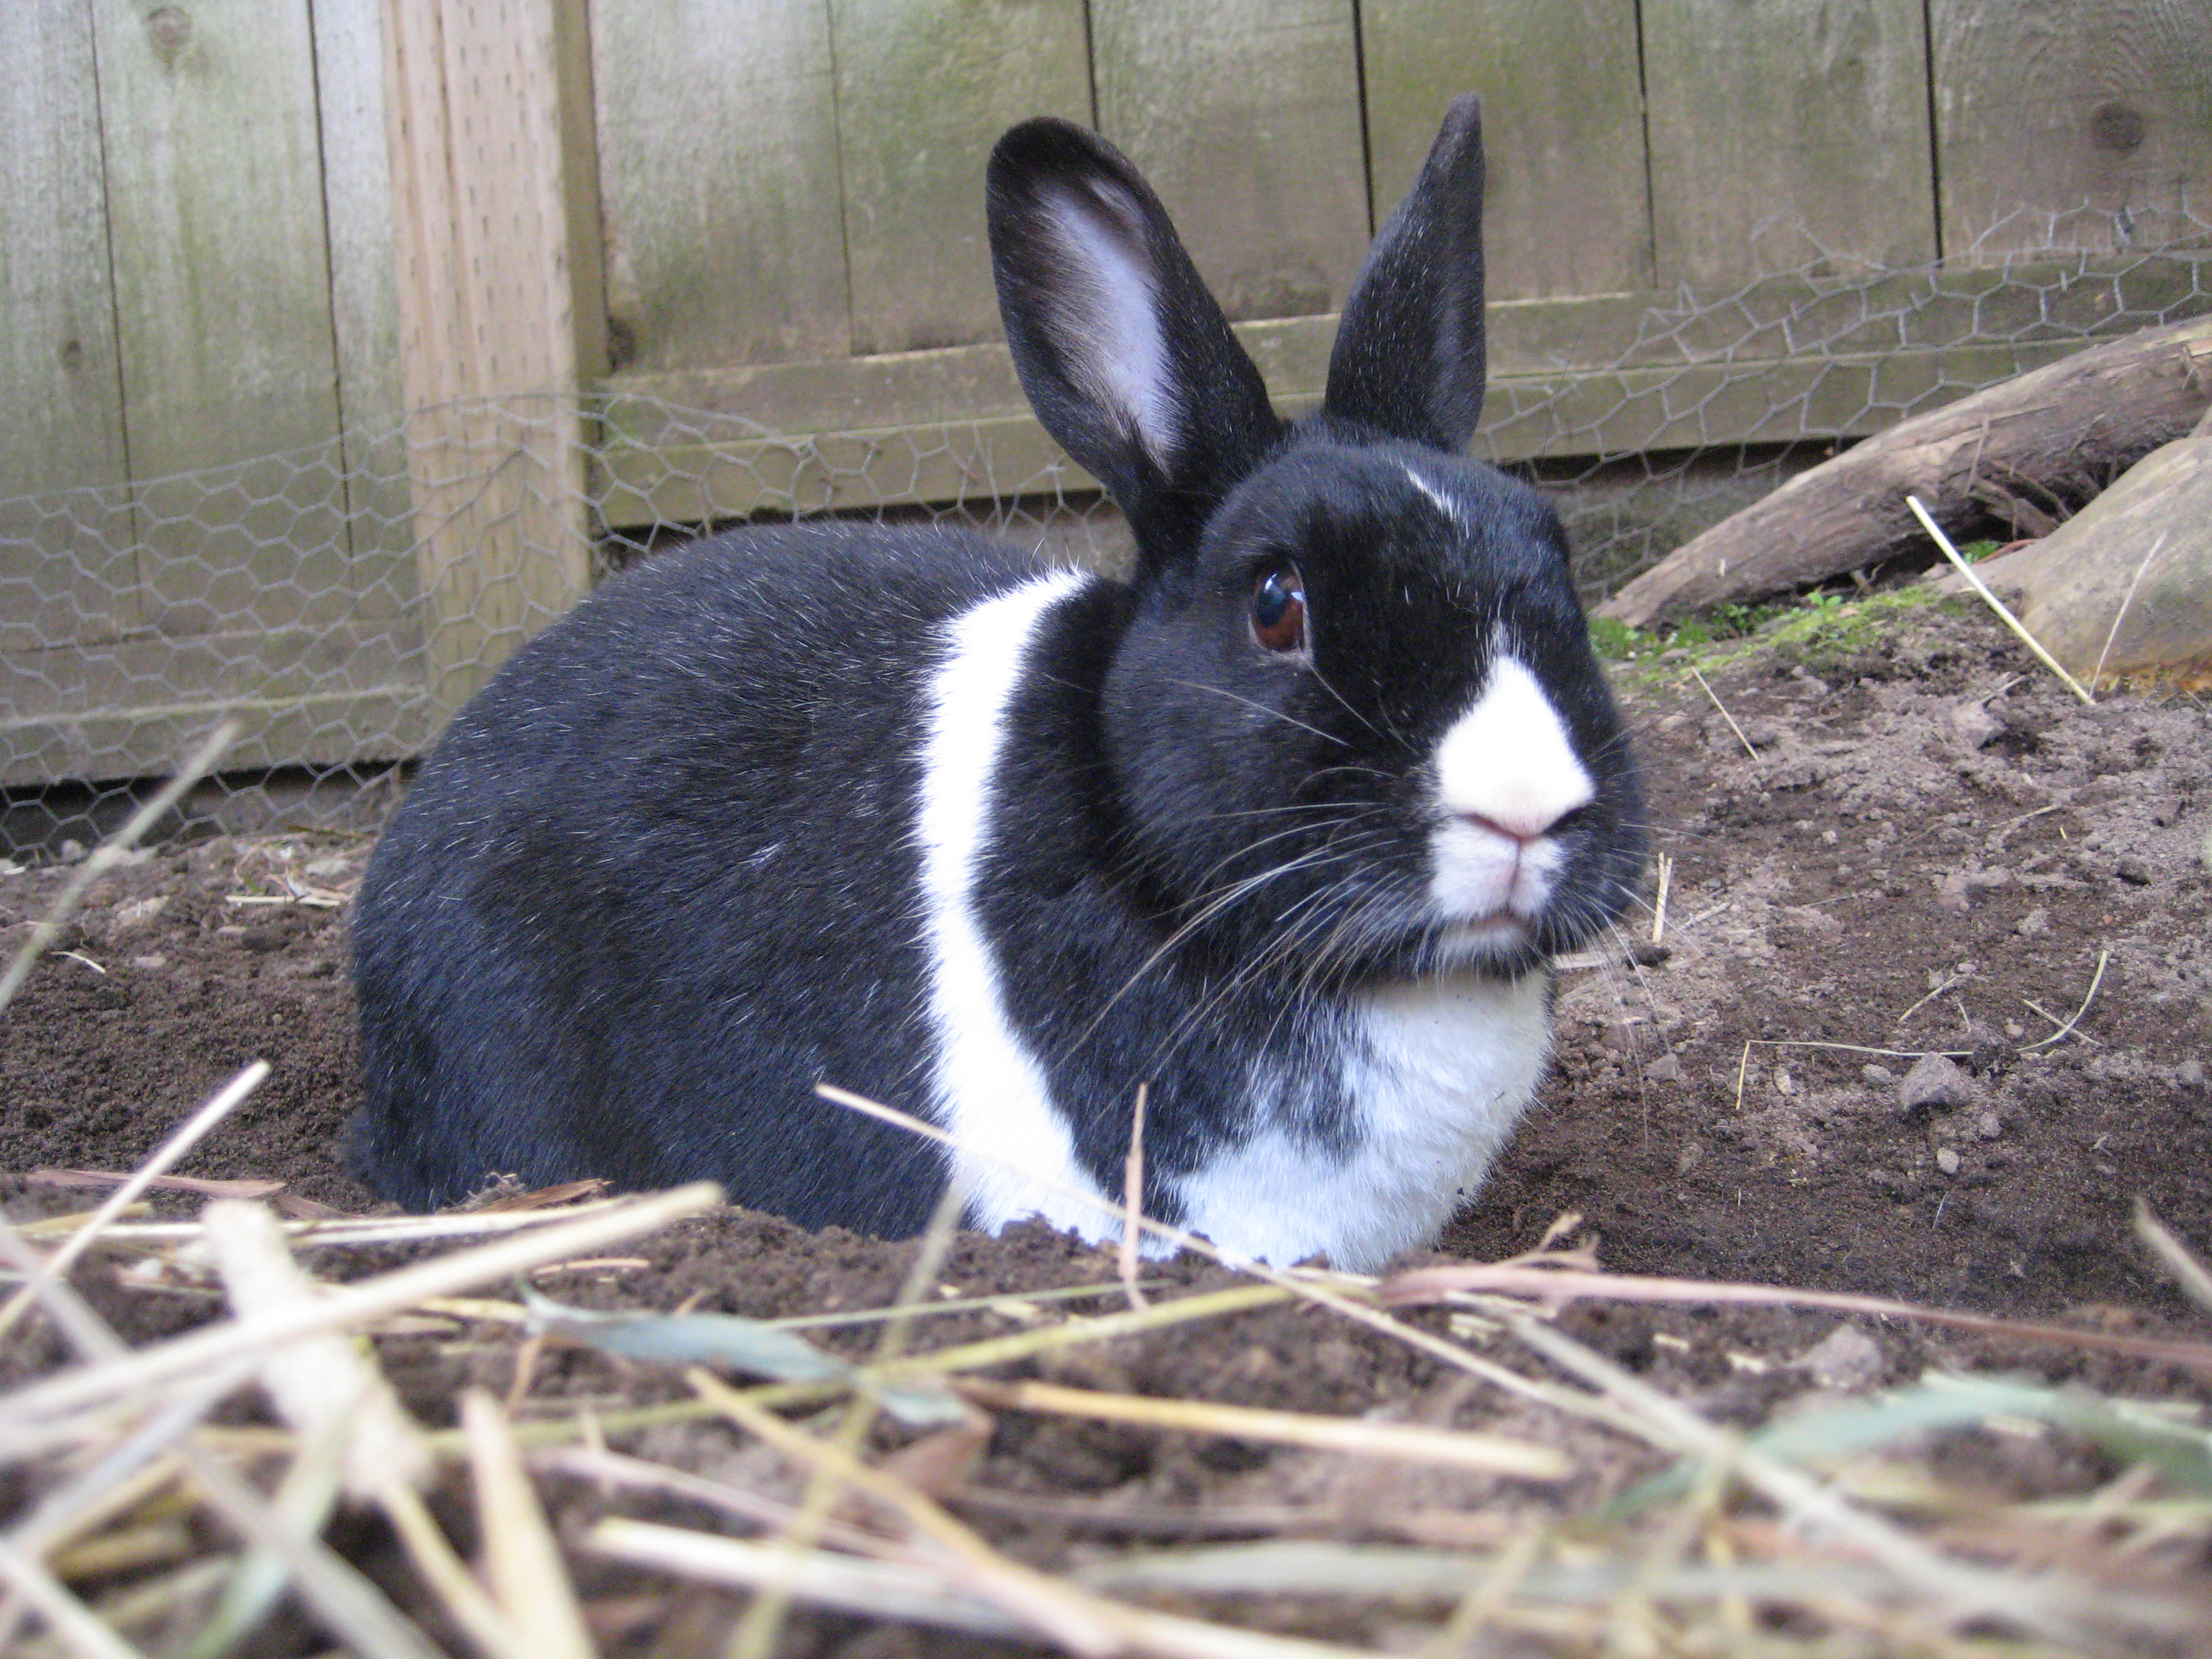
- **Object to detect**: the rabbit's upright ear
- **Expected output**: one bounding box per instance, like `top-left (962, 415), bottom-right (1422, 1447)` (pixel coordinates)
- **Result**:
top-left (1323, 94), bottom-right (1488, 453)
top-left (989, 118), bottom-right (1280, 557)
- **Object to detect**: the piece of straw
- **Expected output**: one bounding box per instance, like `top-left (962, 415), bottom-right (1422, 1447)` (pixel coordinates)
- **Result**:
top-left (726, 1174), bottom-right (968, 1659)
top-left (1503, 1313), bottom-right (2084, 1642)
top-left (588, 1519), bottom-right (1022, 1640)
top-left (1687, 665), bottom-right (1757, 757)
top-left (961, 1379), bottom-right (1567, 1479)
top-left (1, 1209), bottom-right (445, 1659)
top-left (0, 719), bottom-right (238, 1018)
top-left (0, 1063), bottom-right (271, 1345)
top-left (696, 1372), bottom-right (1393, 1659)
top-left (1, 1366), bottom-right (243, 1557)
top-left (1120, 1082), bottom-right (1151, 1309)
top-left (460, 1392), bottom-right (597, 1659)
top-left (814, 1084), bottom-right (1643, 1436)
top-left (2017, 949), bottom-right (2108, 1051)
top-left (180, 1416), bottom-right (349, 1659)
top-left (1906, 495), bottom-right (2095, 704)
top-left (2090, 531), bottom-right (2169, 693)
top-left (2134, 1201), bottom-right (2212, 1323)
top-left (0, 1533), bottom-right (146, 1659)
top-left (199, 1198), bottom-right (431, 1503)
top-left (696, 1371), bottom-right (1120, 1655)
top-left (1371, 1260), bottom-right (2212, 1374)
top-left (0, 1184), bottom-right (721, 1435)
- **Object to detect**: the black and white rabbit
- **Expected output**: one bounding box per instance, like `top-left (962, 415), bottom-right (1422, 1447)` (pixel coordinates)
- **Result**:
top-left (347, 96), bottom-right (1645, 1272)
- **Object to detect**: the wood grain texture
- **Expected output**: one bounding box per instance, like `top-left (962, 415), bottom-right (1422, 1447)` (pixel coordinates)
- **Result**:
top-left (1989, 434), bottom-right (2212, 689)
top-left (1933, 0), bottom-right (2212, 258)
top-left (1643, 0), bottom-right (1938, 286)
top-left (385, 0), bottom-right (597, 716)
top-left (592, 0), bottom-right (850, 371)
top-left (1361, 0), bottom-right (1652, 300)
top-left (309, 0), bottom-right (417, 622)
top-left (0, 3), bottom-right (137, 657)
top-left (591, 310), bottom-right (2198, 528)
top-left (91, 0), bottom-right (348, 637)
top-left (1, 620), bottom-right (436, 788)
top-left (1597, 313), bottom-right (2212, 625)
top-left (831, 0), bottom-right (1091, 355)
top-left (1090, 0), bottom-right (1370, 320)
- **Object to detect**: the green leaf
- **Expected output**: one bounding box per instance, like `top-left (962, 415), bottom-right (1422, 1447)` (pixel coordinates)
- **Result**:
top-left (518, 1286), bottom-right (968, 1427)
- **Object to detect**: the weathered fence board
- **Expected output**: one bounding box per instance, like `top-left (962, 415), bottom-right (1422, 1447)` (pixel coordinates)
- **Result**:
top-left (1643, 0), bottom-right (1938, 287)
top-left (0, 5), bottom-right (135, 658)
top-left (0, 621), bottom-right (433, 791)
top-left (385, 0), bottom-right (602, 717)
top-left (831, 0), bottom-right (1092, 356)
top-left (595, 331), bottom-right (2134, 527)
top-left (1932, 0), bottom-right (2212, 257)
top-left (6, 0), bottom-right (2211, 797)
top-left (1090, 0), bottom-right (1371, 320)
top-left (93, 0), bottom-right (349, 641)
top-left (1362, 0), bottom-right (1653, 300)
top-left (593, 0), bottom-right (850, 372)
top-left (310, 0), bottom-right (419, 629)
top-left (593, 246), bottom-right (2211, 526)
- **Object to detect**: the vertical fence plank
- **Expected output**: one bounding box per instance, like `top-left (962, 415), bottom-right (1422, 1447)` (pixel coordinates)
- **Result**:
top-left (1362, 0), bottom-right (1651, 302)
top-left (1933, 0), bottom-right (2212, 258)
top-left (384, 0), bottom-right (600, 718)
top-left (0, 2), bottom-right (135, 657)
top-left (310, 0), bottom-right (418, 636)
top-left (1643, 0), bottom-right (1936, 287)
top-left (1091, 0), bottom-right (1370, 321)
top-left (92, 0), bottom-right (349, 638)
top-left (831, 0), bottom-right (1091, 356)
top-left (593, 0), bottom-right (850, 372)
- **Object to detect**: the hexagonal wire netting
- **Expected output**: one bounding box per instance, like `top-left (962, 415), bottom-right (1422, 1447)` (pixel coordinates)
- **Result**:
top-left (3, 207), bottom-right (2207, 858)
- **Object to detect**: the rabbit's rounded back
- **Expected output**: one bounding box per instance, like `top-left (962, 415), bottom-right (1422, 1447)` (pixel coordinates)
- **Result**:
top-left (349, 96), bottom-right (1644, 1270)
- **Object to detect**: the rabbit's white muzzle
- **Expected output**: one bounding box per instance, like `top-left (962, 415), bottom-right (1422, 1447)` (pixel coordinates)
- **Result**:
top-left (1426, 653), bottom-right (1594, 929)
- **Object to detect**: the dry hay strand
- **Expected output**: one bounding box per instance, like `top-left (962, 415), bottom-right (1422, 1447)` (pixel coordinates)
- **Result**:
top-left (5, 935), bottom-right (2212, 1656)
top-left (9, 1142), bottom-right (2212, 1657)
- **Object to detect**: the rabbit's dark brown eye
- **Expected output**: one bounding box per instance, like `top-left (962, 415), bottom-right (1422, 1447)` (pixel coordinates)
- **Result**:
top-left (1251, 564), bottom-right (1308, 654)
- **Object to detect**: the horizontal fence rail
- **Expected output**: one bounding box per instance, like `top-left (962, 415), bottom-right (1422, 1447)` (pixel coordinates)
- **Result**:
top-left (3, 0), bottom-right (2208, 845)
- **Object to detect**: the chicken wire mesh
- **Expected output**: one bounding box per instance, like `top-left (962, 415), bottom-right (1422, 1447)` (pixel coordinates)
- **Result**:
top-left (4, 210), bottom-right (2208, 858)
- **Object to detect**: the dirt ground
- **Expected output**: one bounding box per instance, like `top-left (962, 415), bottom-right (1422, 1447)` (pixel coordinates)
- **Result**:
top-left (5, 590), bottom-right (2211, 1655)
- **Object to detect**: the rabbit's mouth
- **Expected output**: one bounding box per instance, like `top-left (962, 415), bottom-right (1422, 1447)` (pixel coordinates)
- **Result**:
top-left (1426, 815), bottom-right (1573, 924)
top-left (1432, 912), bottom-right (1532, 953)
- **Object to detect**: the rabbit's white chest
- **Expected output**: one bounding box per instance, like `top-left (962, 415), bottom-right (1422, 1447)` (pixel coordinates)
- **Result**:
top-left (1174, 974), bottom-right (1551, 1274)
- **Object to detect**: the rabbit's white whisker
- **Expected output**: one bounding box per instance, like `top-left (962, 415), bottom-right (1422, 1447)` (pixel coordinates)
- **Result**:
top-left (348, 94), bottom-right (1645, 1274)
top-left (1169, 681), bottom-right (1351, 746)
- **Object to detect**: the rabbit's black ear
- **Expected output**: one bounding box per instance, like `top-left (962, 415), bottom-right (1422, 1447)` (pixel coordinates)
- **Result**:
top-left (1323, 94), bottom-right (1488, 453)
top-left (989, 118), bottom-right (1281, 558)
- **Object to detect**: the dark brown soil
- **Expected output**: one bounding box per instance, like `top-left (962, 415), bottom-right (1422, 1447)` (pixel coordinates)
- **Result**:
top-left (1451, 603), bottom-right (2212, 1318)
top-left (5, 595), bottom-right (2211, 1655)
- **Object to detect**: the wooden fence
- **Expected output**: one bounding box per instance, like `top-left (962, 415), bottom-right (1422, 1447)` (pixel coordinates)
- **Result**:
top-left (4, 0), bottom-right (2210, 790)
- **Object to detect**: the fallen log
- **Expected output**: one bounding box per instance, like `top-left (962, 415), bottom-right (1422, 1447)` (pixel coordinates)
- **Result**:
top-left (1596, 313), bottom-right (2212, 629)
top-left (1932, 399), bottom-right (2212, 691)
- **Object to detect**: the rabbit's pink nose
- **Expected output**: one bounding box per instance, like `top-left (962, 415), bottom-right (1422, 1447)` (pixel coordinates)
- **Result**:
top-left (1458, 808), bottom-right (1562, 846)
top-left (1431, 657), bottom-right (1596, 845)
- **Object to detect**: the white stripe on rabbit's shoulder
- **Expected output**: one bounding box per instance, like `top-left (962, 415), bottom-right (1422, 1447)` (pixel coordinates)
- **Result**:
top-left (1047, 185), bottom-right (1177, 466)
top-left (1400, 462), bottom-right (1468, 531)
top-left (914, 568), bottom-right (1114, 1240)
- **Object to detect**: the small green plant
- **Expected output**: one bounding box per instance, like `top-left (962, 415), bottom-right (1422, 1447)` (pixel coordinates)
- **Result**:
top-left (1587, 584), bottom-right (1954, 684)
top-left (1586, 615), bottom-right (1650, 661)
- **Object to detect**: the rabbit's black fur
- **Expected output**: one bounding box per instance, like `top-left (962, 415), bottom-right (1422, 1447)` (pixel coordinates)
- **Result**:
top-left (349, 97), bottom-right (1646, 1269)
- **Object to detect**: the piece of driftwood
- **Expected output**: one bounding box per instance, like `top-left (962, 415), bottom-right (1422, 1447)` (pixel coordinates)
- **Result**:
top-left (1597, 313), bottom-right (2212, 628)
top-left (1933, 402), bottom-right (2212, 690)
